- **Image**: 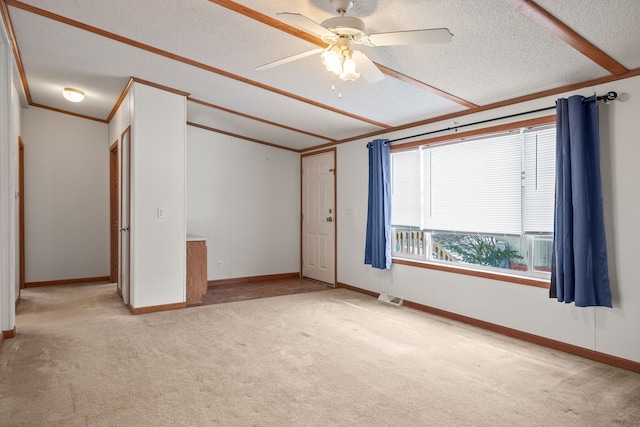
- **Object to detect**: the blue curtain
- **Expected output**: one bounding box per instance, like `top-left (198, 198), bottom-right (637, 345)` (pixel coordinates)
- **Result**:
top-left (364, 139), bottom-right (391, 269)
top-left (551, 95), bottom-right (612, 307)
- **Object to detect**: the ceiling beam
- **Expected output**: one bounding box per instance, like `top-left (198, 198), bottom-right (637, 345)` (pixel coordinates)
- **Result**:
top-left (30, 103), bottom-right (108, 123)
top-left (374, 64), bottom-right (478, 109)
top-left (208, 0), bottom-right (476, 108)
top-left (106, 78), bottom-right (134, 123)
top-left (0, 0), bottom-right (31, 103)
top-left (207, 0), bottom-right (322, 46)
top-left (512, 0), bottom-right (628, 75)
top-left (108, 80), bottom-right (336, 143)
top-left (187, 121), bottom-right (301, 153)
top-left (188, 98), bottom-right (335, 142)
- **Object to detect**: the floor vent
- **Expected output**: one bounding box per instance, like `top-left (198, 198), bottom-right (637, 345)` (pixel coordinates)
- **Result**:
top-left (377, 292), bottom-right (403, 306)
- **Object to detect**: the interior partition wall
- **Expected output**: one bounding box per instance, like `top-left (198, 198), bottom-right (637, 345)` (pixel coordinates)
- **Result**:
top-left (0, 39), bottom-right (17, 336)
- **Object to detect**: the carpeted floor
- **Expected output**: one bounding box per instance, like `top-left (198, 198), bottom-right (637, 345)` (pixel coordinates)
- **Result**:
top-left (1, 283), bottom-right (639, 426)
top-left (202, 278), bottom-right (333, 305)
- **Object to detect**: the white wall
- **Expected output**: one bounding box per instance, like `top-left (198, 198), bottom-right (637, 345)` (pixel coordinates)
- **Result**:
top-left (337, 75), bottom-right (640, 363)
top-left (12, 81), bottom-right (20, 298)
top-left (186, 126), bottom-right (300, 280)
top-left (130, 83), bottom-right (186, 308)
top-left (595, 77), bottom-right (640, 362)
top-left (0, 38), bottom-right (17, 333)
top-left (20, 107), bottom-right (109, 283)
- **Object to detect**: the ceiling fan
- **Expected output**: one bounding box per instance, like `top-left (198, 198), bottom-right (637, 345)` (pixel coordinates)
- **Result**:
top-left (255, 0), bottom-right (453, 83)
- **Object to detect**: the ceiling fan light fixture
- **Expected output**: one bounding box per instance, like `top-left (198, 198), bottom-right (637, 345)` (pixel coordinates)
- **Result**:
top-left (62, 87), bottom-right (85, 102)
top-left (339, 57), bottom-right (359, 81)
top-left (321, 47), bottom-right (343, 75)
top-left (322, 42), bottom-right (360, 81)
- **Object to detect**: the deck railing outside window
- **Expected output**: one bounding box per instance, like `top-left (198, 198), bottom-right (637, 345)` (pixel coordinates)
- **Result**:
top-left (392, 227), bottom-right (552, 278)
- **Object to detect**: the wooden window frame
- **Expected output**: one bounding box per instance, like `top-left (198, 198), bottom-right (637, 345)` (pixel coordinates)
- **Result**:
top-left (390, 115), bottom-right (556, 289)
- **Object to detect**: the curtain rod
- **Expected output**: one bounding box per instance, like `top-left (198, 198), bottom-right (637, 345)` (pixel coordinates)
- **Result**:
top-left (387, 91), bottom-right (618, 144)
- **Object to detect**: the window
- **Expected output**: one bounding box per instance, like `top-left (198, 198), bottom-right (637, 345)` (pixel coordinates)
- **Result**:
top-left (391, 124), bottom-right (555, 280)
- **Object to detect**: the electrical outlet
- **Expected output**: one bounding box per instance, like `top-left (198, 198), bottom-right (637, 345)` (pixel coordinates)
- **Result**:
top-left (217, 260), bottom-right (223, 269)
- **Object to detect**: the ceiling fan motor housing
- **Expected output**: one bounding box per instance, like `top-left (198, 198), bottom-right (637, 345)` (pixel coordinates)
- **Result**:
top-left (321, 16), bottom-right (365, 39)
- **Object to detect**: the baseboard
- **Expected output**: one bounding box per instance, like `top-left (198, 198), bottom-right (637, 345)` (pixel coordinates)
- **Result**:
top-left (208, 272), bottom-right (300, 287)
top-left (1, 327), bottom-right (16, 347)
top-left (338, 282), bottom-right (640, 374)
top-left (336, 282), bottom-right (380, 298)
top-left (25, 276), bottom-right (111, 288)
top-left (4, 327), bottom-right (16, 339)
top-left (128, 302), bottom-right (187, 315)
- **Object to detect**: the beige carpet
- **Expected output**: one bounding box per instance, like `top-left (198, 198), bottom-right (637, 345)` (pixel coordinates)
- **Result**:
top-left (1, 283), bottom-right (639, 426)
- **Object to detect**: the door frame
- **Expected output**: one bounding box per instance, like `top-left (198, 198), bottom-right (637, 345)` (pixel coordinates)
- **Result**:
top-left (109, 140), bottom-right (119, 284)
top-left (18, 137), bottom-right (24, 289)
top-left (300, 148), bottom-right (337, 286)
top-left (119, 127), bottom-right (132, 305)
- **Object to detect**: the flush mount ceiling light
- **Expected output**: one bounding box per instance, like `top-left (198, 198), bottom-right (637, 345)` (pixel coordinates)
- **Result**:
top-left (62, 87), bottom-right (85, 102)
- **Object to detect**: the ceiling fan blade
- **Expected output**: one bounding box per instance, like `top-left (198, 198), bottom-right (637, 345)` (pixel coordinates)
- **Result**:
top-left (277, 12), bottom-right (337, 39)
top-left (365, 28), bottom-right (453, 46)
top-left (255, 48), bottom-right (324, 71)
top-left (352, 51), bottom-right (385, 83)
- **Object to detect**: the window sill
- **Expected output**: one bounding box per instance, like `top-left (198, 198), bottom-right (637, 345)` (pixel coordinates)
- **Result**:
top-left (392, 257), bottom-right (550, 289)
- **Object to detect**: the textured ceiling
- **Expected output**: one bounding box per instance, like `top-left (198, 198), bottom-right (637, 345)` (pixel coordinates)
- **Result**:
top-left (3, 0), bottom-right (639, 151)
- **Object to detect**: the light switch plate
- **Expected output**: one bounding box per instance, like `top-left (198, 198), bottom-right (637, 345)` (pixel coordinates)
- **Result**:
top-left (158, 208), bottom-right (166, 219)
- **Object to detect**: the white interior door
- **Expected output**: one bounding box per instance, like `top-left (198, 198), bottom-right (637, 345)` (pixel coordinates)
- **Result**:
top-left (119, 128), bottom-right (131, 305)
top-left (302, 151), bottom-right (336, 285)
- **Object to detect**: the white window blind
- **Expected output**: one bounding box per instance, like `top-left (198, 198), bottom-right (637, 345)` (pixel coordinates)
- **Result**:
top-left (391, 149), bottom-right (421, 227)
top-left (523, 126), bottom-right (556, 233)
top-left (426, 132), bottom-right (523, 235)
top-left (391, 124), bottom-right (556, 237)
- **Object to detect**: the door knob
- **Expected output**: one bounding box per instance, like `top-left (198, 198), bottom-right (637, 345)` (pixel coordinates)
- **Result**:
top-left (326, 217), bottom-right (333, 222)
